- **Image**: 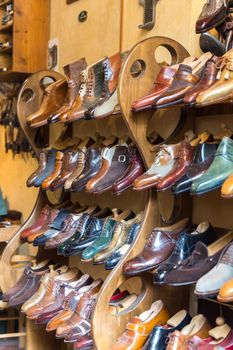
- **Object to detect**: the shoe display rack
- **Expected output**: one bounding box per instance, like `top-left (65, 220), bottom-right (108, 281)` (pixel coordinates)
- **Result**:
top-left (2, 35), bottom-right (233, 350)
top-left (0, 0), bottom-right (49, 81)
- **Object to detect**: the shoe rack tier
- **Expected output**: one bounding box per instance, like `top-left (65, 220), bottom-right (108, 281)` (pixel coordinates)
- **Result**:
top-left (92, 37), bottom-right (192, 350)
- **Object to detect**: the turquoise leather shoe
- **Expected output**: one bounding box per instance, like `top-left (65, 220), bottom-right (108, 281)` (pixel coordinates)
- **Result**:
top-left (191, 137), bottom-right (233, 195)
top-left (81, 218), bottom-right (117, 261)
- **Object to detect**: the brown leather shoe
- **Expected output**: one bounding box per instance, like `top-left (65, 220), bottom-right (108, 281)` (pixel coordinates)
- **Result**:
top-left (153, 53), bottom-right (212, 109)
top-left (73, 334), bottom-right (93, 349)
top-left (26, 152), bottom-right (47, 187)
top-left (123, 218), bottom-right (189, 275)
top-left (48, 58), bottom-right (87, 124)
top-left (196, 0), bottom-right (229, 34)
top-left (59, 58), bottom-right (106, 123)
top-left (42, 151), bottom-right (64, 190)
top-left (156, 142), bottom-right (195, 191)
top-left (27, 79), bottom-right (68, 128)
top-left (184, 56), bottom-right (218, 106)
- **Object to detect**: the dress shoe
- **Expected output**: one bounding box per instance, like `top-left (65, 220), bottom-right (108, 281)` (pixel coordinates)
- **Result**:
top-left (154, 222), bottom-right (217, 284)
top-left (56, 280), bottom-right (102, 339)
top-left (91, 145), bottom-right (130, 194)
top-left (196, 0), bottom-right (229, 34)
top-left (218, 266), bottom-right (233, 302)
top-left (221, 171), bottom-right (233, 198)
top-left (64, 148), bottom-right (87, 191)
top-left (112, 300), bottom-right (170, 350)
top-left (27, 79), bottom-right (68, 128)
top-left (188, 330), bottom-right (233, 349)
top-left (20, 205), bottom-right (59, 240)
top-left (33, 149), bottom-right (56, 187)
top-left (50, 151), bottom-right (80, 191)
top-left (85, 52), bottom-right (123, 119)
top-left (123, 218), bottom-right (189, 276)
top-left (166, 315), bottom-right (211, 350)
top-left (195, 242), bottom-right (233, 297)
top-left (172, 143), bottom-right (217, 194)
top-left (133, 144), bottom-right (180, 190)
top-left (200, 32), bottom-right (226, 57)
top-left (184, 56), bottom-right (218, 106)
top-left (112, 146), bottom-right (145, 195)
top-left (59, 58), bottom-right (105, 123)
top-left (73, 334), bottom-right (93, 350)
top-left (165, 231), bottom-right (233, 286)
top-left (131, 57), bottom-right (197, 113)
top-left (196, 49), bottom-right (233, 106)
top-left (71, 148), bottom-right (102, 192)
top-left (191, 137), bottom-right (233, 195)
top-left (26, 152), bottom-right (47, 187)
top-left (42, 151), bottom-right (64, 190)
top-left (105, 220), bottom-right (142, 270)
top-left (153, 54), bottom-right (212, 109)
top-left (3, 260), bottom-right (49, 301)
top-left (48, 58), bottom-right (87, 124)
top-left (143, 310), bottom-right (191, 350)
top-left (156, 142), bottom-right (196, 191)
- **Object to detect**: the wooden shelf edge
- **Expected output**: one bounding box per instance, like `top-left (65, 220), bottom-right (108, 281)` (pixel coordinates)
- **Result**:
top-left (0, 332), bottom-right (26, 339)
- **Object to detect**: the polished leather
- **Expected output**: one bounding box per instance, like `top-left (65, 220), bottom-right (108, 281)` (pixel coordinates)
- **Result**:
top-left (188, 330), bottom-right (233, 349)
top-left (123, 218), bottom-right (190, 276)
top-left (93, 145), bottom-right (130, 194)
top-left (20, 205), bottom-right (58, 240)
top-left (156, 142), bottom-right (196, 191)
top-left (112, 146), bottom-right (145, 195)
top-left (92, 88), bottom-right (119, 119)
top-left (105, 221), bottom-right (142, 270)
top-left (73, 334), bottom-right (93, 349)
top-left (191, 137), bottom-right (233, 195)
top-left (64, 148), bottom-right (87, 190)
top-left (28, 79), bottom-right (68, 128)
top-left (48, 58), bottom-right (87, 124)
top-left (153, 64), bottom-right (200, 109)
top-left (195, 242), bottom-right (233, 297)
top-left (221, 171), bottom-right (233, 198)
top-left (85, 52), bottom-right (122, 119)
top-left (133, 144), bottom-right (180, 190)
top-left (71, 148), bottom-right (102, 192)
top-left (42, 151), bottom-right (64, 190)
top-left (112, 300), bottom-right (170, 350)
top-left (86, 144), bottom-right (118, 192)
top-left (50, 151), bottom-right (80, 191)
top-left (131, 66), bottom-right (176, 112)
top-left (60, 59), bottom-right (105, 123)
top-left (165, 241), bottom-right (222, 286)
top-left (196, 49), bottom-right (233, 106)
top-left (81, 218), bottom-right (117, 261)
top-left (143, 311), bottom-right (191, 350)
top-left (184, 57), bottom-right (218, 105)
top-left (154, 223), bottom-right (217, 284)
top-left (196, 0), bottom-right (228, 33)
top-left (172, 143), bottom-right (217, 194)
top-left (33, 149), bottom-right (56, 187)
top-left (27, 152), bottom-right (47, 187)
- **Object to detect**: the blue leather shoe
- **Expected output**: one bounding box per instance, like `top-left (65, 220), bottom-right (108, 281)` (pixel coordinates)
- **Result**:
top-left (33, 149), bottom-right (56, 187)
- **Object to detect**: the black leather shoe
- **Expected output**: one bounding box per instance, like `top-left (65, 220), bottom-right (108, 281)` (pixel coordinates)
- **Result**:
top-left (71, 148), bottom-right (101, 192)
top-left (172, 143), bottom-right (217, 195)
top-left (143, 310), bottom-right (191, 350)
top-left (105, 221), bottom-right (141, 270)
top-left (153, 222), bottom-right (217, 284)
top-left (200, 32), bottom-right (226, 57)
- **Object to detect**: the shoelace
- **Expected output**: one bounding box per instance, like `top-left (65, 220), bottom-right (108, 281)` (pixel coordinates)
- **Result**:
top-left (79, 71), bottom-right (88, 96)
top-left (216, 55), bottom-right (233, 79)
top-left (62, 214), bottom-right (80, 231)
top-left (150, 146), bottom-right (171, 166)
top-left (85, 69), bottom-right (95, 99)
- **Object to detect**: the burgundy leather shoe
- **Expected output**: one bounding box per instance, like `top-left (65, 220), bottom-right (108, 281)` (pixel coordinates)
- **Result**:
top-left (131, 66), bottom-right (176, 113)
top-left (26, 152), bottom-right (47, 187)
top-left (73, 334), bottom-right (93, 350)
top-left (184, 57), bottom-right (218, 106)
top-left (196, 0), bottom-right (229, 34)
top-left (20, 205), bottom-right (59, 240)
top-left (112, 146), bottom-right (145, 195)
top-left (156, 142), bottom-right (195, 191)
top-left (187, 330), bottom-right (233, 349)
top-left (123, 218), bottom-right (190, 275)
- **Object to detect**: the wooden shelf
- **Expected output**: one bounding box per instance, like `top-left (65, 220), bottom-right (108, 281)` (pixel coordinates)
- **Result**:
top-left (0, 21), bottom-right (13, 32)
top-left (0, 332), bottom-right (26, 338)
top-left (0, 0), bottom-right (13, 7)
top-left (0, 70), bottom-right (28, 82)
top-left (0, 225), bottom-right (20, 242)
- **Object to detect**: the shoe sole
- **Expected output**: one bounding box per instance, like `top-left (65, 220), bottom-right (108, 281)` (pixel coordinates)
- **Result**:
top-left (166, 280), bottom-right (196, 287)
top-left (194, 289), bottom-right (219, 298)
top-left (196, 16), bottom-right (226, 34)
top-left (217, 295), bottom-right (233, 303)
top-left (190, 184), bottom-right (222, 196)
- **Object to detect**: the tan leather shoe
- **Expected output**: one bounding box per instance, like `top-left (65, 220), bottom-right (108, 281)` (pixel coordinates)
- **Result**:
top-left (42, 151), bottom-right (64, 190)
top-left (196, 49), bottom-right (233, 106)
top-left (218, 277), bottom-right (233, 302)
top-left (112, 300), bottom-right (170, 350)
top-left (21, 265), bottom-right (68, 313)
top-left (27, 79), bottom-right (68, 127)
top-left (221, 173), bottom-right (233, 198)
top-left (166, 314), bottom-right (211, 349)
